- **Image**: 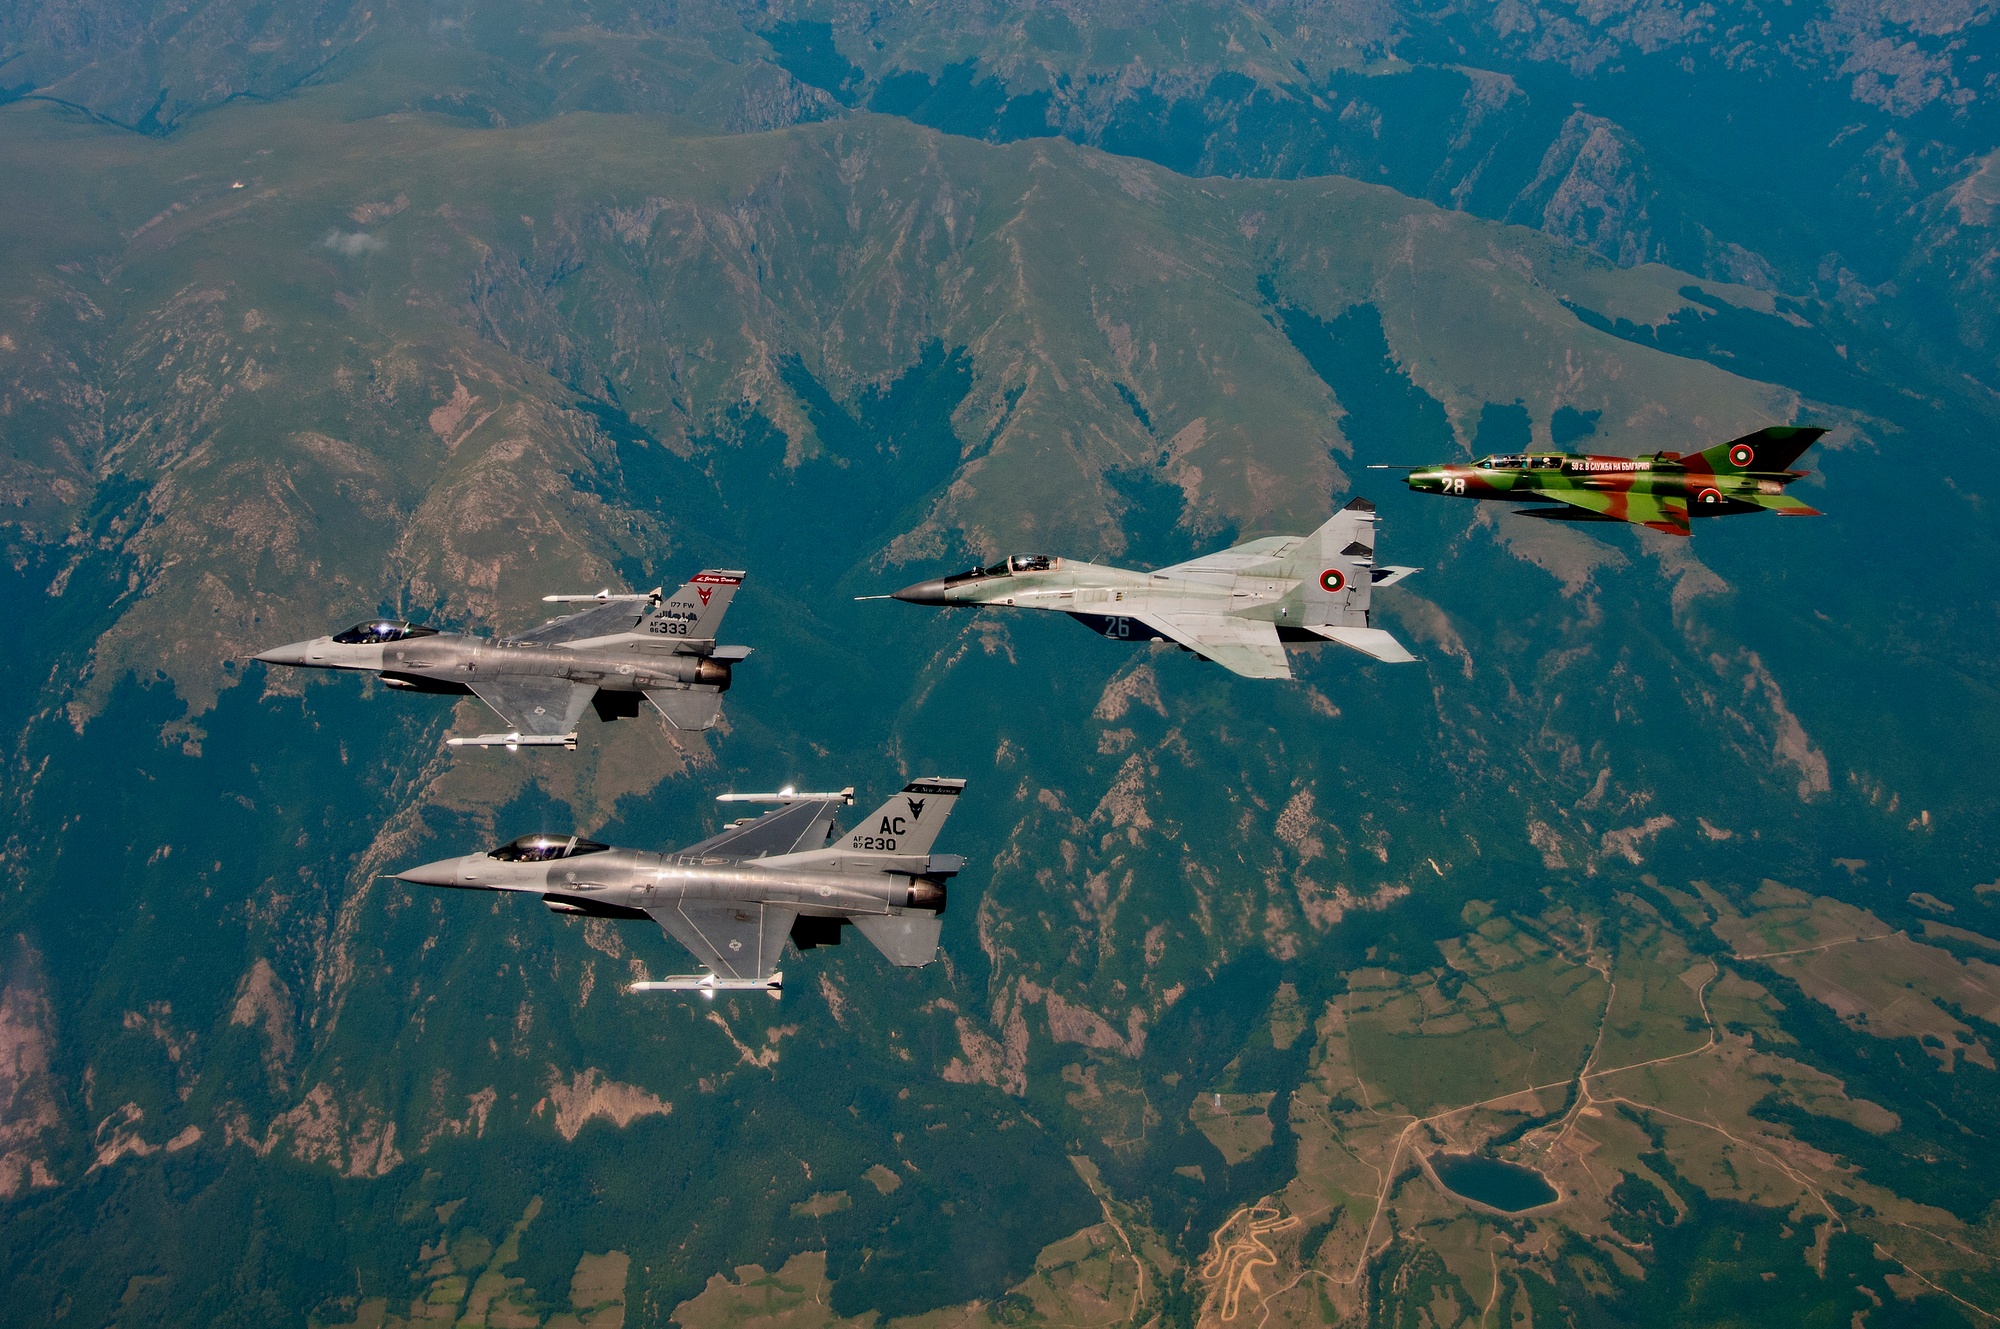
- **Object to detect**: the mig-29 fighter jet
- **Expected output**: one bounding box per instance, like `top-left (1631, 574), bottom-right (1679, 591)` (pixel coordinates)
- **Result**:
top-left (874, 498), bottom-right (1416, 680)
top-left (1372, 424), bottom-right (1826, 537)
top-left (394, 777), bottom-right (967, 995)
top-left (254, 570), bottom-right (749, 749)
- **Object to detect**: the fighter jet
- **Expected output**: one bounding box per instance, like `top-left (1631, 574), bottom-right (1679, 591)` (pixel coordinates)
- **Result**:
top-left (875, 498), bottom-right (1417, 679)
top-left (1372, 425), bottom-right (1826, 537)
top-left (393, 778), bottom-right (967, 995)
top-left (253, 570), bottom-right (750, 749)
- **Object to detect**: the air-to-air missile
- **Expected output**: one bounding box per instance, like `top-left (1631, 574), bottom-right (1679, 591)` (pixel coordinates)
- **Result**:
top-left (869, 498), bottom-right (1417, 679)
top-left (253, 570), bottom-right (750, 749)
top-left (1370, 425), bottom-right (1827, 537)
top-left (393, 778), bottom-right (967, 996)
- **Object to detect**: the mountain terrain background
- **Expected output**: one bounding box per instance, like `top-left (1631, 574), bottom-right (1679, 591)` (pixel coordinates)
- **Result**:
top-left (1, 2), bottom-right (1998, 1326)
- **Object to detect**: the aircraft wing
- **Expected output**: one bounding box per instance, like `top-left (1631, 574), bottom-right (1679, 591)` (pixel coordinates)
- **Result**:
top-left (1541, 489), bottom-right (1690, 537)
top-left (1139, 613), bottom-right (1292, 680)
top-left (468, 678), bottom-right (597, 737)
top-left (503, 600), bottom-right (649, 646)
top-left (679, 799), bottom-right (843, 859)
top-left (648, 901), bottom-right (795, 981)
top-left (1150, 535), bottom-right (1297, 577)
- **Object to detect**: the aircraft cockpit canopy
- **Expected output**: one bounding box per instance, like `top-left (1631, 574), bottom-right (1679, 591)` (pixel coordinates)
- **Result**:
top-left (1477, 455), bottom-right (1564, 471)
top-left (488, 834), bottom-right (611, 862)
top-left (946, 553), bottom-right (1058, 584)
top-left (332, 620), bottom-right (440, 644)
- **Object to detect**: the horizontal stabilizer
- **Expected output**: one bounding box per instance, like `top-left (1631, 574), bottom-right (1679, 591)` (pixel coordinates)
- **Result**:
top-left (851, 913), bottom-right (943, 968)
top-left (1312, 625), bottom-right (1417, 663)
top-left (647, 687), bottom-right (724, 731)
top-left (1369, 565), bottom-right (1420, 589)
top-left (447, 731), bottom-right (577, 750)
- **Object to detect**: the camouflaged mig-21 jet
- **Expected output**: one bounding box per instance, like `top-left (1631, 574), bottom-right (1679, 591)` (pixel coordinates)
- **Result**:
top-left (393, 777), bottom-right (967, 996)
top-left (873, 498), bottom-right (1417, 679)
top-left (253, 570), bottom-right (749, 749)
top-left (1371, 425), bottom-right (1827, 537)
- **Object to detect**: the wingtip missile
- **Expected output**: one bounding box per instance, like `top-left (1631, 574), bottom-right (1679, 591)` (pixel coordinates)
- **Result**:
top-left (716, 785), bottom-right (856, 805)
top-left (629, 972), bottom-right (783, 999)
top-left (541, 588), bottom-right (658, 604)
top-left (447, 731), bottom-right (578, 750)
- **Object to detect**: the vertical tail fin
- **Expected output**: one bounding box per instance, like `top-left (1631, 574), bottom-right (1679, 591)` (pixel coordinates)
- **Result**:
top-left (1280, 497), bottom-right (1419, 662)
top-left (839, 778), bottom-right (966, 856)
top-left (1279, 497), bottom-right (1388, 627)
top-left (1694, 426), bottom-right (1825, 475)
top-left (648, 569), bottom-right (745, 642)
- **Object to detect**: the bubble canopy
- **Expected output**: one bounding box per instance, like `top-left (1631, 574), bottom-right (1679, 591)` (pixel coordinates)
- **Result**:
top-left (487, 834), bottom-right (611, 862)
top-left (331, 620), bottom-right (440, 644)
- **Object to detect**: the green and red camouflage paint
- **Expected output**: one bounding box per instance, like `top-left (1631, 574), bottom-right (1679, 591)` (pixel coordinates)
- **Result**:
top-left (1394, 425), bottom-right (1825, 537)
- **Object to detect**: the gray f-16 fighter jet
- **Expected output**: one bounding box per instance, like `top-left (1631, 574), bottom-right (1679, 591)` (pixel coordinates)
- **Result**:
top-left (394, 778), bottom-right (967, 995)
top-left (877, 498), bottom-right (1416, 679)
top-left (254, 570), bottom-right (749, 749)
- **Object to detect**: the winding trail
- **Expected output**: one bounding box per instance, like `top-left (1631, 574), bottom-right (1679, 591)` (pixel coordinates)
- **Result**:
top-left (1192, 925), bottom-right (2000, 1325)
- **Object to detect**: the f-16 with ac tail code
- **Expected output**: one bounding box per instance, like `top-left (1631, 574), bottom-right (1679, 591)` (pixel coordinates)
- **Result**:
top-left (393, 778), bottom-right (967, 996)
top-left (253, 570), bottom-right (750, 749)
top-left (1370, 425), bottom-right (1826, 537)
top-left (870, 498), bottom-right (1417, 680)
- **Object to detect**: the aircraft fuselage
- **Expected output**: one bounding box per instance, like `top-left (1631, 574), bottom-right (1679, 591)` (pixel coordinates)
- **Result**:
top-left (396, 845), bottom-right (948, 921)
top-left (1407, 452), bottom-right (1804, 517)
top-left (893, 554), bottom-right (1405, 642)
top-left (253, 632), bottom-right (733, 697)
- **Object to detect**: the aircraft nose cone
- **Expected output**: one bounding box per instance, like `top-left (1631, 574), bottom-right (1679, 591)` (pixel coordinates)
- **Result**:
top-left (1407, 469), bottom-right (1440, 493)
top-left (893, 579), bottom-right (953, 605)
top-left (394, 857), bottom-right (464, 889)
top-left (252, 640), bottom-right (312, 666)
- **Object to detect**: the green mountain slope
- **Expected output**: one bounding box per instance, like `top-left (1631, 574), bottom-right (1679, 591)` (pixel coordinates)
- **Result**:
top-left (0, 44), bottom-right (1996, 1329)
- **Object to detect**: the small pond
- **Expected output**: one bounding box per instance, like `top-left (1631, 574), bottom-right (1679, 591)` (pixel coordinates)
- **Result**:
top-left (1429, 1153), bottom-right (1558, 1212)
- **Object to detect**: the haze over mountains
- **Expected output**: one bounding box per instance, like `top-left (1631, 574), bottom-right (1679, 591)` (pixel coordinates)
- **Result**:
top-left (1, 4), bottom-right (1998, 1327)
